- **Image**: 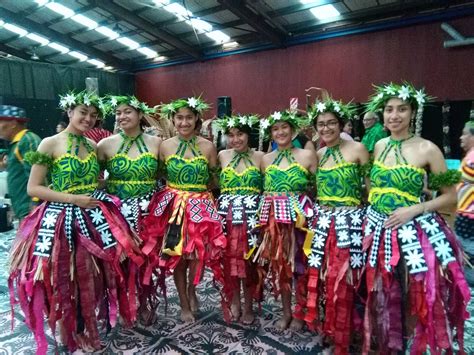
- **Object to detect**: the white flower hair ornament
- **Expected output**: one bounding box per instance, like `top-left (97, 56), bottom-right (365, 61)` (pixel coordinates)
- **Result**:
top-left (366, 82), bottom-right (434, 136)
top-left (58, 90), bottom-right (106, 119)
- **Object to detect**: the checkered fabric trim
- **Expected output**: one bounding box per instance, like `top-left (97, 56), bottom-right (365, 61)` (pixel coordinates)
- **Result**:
top-left (203, 199), bottom-right (220, 220)
top-left (121, 190), bottom-right (154, 231)
top-left (258, 196), bottom-right (272, 224)
top-left (217, 194), bottom-right (260, 234)
top-left (33, 190), bottom-right (119, 257)
top-left (189, 199), bottom-right (204, 223)
top-left (153, 191), bottom-right (174, 217)
top-left (416, 213), bottom-right (455, 266)
top-left (365, 207), bottom-right (429, 274)
top-left (308, 206), bottom-right (365, 270)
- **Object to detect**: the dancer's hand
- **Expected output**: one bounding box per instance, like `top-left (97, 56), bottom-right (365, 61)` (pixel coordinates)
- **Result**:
top-left (70, 194), bottom-right (100, 209)
top-left (384, 205), bottom-right (423, 229)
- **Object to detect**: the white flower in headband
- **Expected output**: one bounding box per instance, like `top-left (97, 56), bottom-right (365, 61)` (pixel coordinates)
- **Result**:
top-left (238, 115), bottom-right (247, 125)
top-left (110, 96), bottom-right (118, 107)
top-left (83, 94), bottom-right (92, 106)
top-left (384, 86), bottom-right (396, 95)
top-left (272, 111), bottom-right (282, 121)
top-left (316, 102), bottom-right (326, 112)
top-left (187, 97), bottom-right (198, 108)
top-left (227, 118), bottom-right (236, 128)
top-left (61, 93), bottom-right (76, 108)
top-left (260, 119), bottom-right (270, 130)
top-left (130, 97), bottom-right (141, 109)
top-left (398, 86), bottom-right (411, 101)
top-left (334, 104), bottom-right (341, 113)
top-left (415, 89), bottom-right (426, 105)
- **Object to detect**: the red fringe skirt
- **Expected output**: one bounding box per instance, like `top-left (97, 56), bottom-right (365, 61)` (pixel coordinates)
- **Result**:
top-left (8, 191), bottom-right (143, 354)
top-left (361, 207), bottom-right (471, 354)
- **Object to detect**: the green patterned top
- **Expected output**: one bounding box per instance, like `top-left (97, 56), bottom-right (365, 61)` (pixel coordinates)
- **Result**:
top-left (106, 132), bottom-right (158, 199)
top-left (369, 136), bottom-right (424, 214)
top-left (264, 149), bottom-right (309, 193)
top-left (219, 150), bottom-right (262, 195)
top-left (317, 144), bottom-right (362, 207)
top-left (51, 133), bottom-right (99, 194)
top-left (165, 136), bottom-right (209, 192)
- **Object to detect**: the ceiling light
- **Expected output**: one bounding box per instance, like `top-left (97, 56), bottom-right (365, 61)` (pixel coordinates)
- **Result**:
top-left (164, 3), bottom-right (192, 19)
top-left (187, 18), bottom-right (213, 33)
top-left (117, 37), bottom-right (140, 50)
top-left (95, 26), bottom-right (119, 40)
top-left (103, 66), bottom-right (115, 71)
top-left (71, 14), bottom-right (98, 29)
top-left (205, 30), bottom-right (230, 43)
top-left (26, 33), bottom-right (49, 46)
top-left (223, 41), bottom-right (239, 49)
top-left (0, 20), bottom-right (4, 27)
top-left (87, 59), bottom-right (105, 68)
top-left (137, 47), bottom-right (158, 58)
top-left (309, 4), bottom-right (340, 20)
top-left (45, 2), bottom-right (75, 18)
top-left (3, 23), bottom-right (28, 37)
top-left (31, 49), bottom-right (39, 60)
top-left (34, 0), bottom-right (49, 6)
top-left (47, 42), bottom-right (69, 54)
top-left (68, 51), bottom-right (88, 61)
top-left (154, 56), bottom-right (167, 62)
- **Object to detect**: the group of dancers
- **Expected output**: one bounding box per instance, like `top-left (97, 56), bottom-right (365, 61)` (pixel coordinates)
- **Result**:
top-left (7, 81), bottom-right (471, 354)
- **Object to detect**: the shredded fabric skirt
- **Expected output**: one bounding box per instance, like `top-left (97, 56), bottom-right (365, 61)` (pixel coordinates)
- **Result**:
top-left (142, 186), bottom-right (231, 321)
top-left (252, 193), bottom-right (313, 316)
top-left (217, 194), bottom-right (261, 301)
top-left (118, 188), bottom-right (164, 324)
top-left (8, 190), bottom-right (144, 355)
top-left (361, 206), bottom-right (471, 354)
top-left (304, 205), bottom-right (365, 355)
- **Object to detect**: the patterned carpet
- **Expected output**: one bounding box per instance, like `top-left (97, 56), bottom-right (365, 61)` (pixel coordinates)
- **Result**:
top-left (0, 229), bottom-right (472, 354)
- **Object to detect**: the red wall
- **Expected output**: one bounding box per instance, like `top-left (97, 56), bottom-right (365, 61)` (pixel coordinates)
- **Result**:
top-left (136, 16), bottom-right (474, 117)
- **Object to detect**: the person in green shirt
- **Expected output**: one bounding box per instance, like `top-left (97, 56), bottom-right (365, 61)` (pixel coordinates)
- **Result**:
top-left (0, 105), bottom-right (41, 220)
top-left (361, 111), bottom-right (387, 153)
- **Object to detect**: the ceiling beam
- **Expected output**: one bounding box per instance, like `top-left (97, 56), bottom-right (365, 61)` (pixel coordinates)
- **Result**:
top-left (91, 0), bottom-right (202, 60)
top-left (0, 43), bottom-right (33, 61)
top-left (217, 0), bottom-right (285, 46)
top-left (266, 0), bottom-right (339, 18)
top-left (286, 0), bottom-right (472, 34)
top-left (0, 7), bottom-right (130, 71)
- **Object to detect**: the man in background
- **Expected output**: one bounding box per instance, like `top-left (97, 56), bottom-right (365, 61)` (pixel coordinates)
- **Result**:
top-left (361, 111), bottom-right (387, 154)
top-left (0, 105), bottom-right (41, 220)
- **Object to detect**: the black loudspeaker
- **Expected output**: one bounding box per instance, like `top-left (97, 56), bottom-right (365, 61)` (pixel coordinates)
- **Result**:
top-left (217, 96), bottom-right (232, 118)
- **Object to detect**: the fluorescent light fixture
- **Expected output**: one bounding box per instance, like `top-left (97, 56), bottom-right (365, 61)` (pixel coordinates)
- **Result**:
top-left (3, 23), bottom-right (28, 37)
top-left (117, 36), bottom-right (140, 50)
top-left (87, 59), bottom-right (105, 68)
top-left (223, 41), bottom-right (239, 49)
top-left (205, 30), bottom-right (230, 43)
top-left (164, 3), bottom-right (192, 19)
top-left (154, 56), bottom-right (167, 62)
top-left (26, 33), bottom-right (49, 46)
top-left (153, 0), bottom-right (170, 5)
top-left (0, 20), bottom-right (4, 27)
top-left (103, 66), bottom-right (115, 71)
top-left (34, 0), bottom-right (49, 6)
top-left (47, 42), bottom-right (69, 54)
top-left (71, 14), bottom-right (98, 29)
top-left (137, 47), bottom-right (158, 58)
top-left (95, 26), bottom-right (119, 40)
top-left (187, 18), bottom-right (213, 33)
top-left (45, 2), bottom-right (75, 18)
top-left (68, 51), bottom-right (88, 61)
top-left (310, 4), bottom-right (340, 20)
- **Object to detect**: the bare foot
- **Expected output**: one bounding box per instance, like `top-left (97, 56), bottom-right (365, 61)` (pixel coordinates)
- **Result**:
top-left (289, 318), bottom-right (304, 331)
top-left (275, 315), bottom-right (292, 330)
top-left (180, 308), bottom-right (195, 323)
top-left (240, 310), bottom-right (255, 325)
top-left (231, 301), bottom-right (241, 322)
top-left (188, 289), bottom-right (199, 314)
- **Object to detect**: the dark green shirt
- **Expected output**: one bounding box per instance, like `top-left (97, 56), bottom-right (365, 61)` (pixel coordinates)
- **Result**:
top-left (7, 129), bottom-right (41, 219)
top-left (361, 122), bottom-right (387, 153)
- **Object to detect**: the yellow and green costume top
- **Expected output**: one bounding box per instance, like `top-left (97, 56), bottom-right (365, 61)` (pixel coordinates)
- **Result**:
top-left (106, 132), bottom-right (158, 199)
top-left (316, 144), bottom-right (363, 207)
top-left (51, 133), bottom-right (99, 194)
top-left (368, 137), bottom-right (424, 215)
